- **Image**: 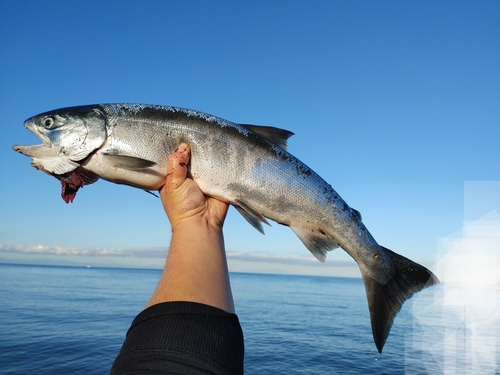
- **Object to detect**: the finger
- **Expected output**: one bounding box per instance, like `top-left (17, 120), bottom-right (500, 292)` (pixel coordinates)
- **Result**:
top-left (166, 143), bottom-right (191, 192)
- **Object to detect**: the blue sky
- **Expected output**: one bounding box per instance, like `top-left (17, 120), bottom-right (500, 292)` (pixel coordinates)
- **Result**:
top-left (1, 1), bottom-right (499, 277)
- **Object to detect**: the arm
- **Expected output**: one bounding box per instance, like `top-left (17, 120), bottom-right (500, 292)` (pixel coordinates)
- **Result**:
top-left (147, 142), bottom-right (234, 312)
top-left (111, 144), bottom-right (243, 375)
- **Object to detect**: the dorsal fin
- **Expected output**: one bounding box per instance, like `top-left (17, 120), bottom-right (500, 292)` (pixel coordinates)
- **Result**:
top-left (241, 124), bottom-right (294, 150)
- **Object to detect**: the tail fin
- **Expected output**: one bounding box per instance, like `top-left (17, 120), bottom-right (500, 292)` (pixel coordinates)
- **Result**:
top-left (361, 247), bottom-right (439, 353)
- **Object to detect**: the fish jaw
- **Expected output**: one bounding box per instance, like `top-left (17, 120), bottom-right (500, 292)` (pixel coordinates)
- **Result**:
top-left (13, 144), bottom-right (81, 175)
top-left (13, 143), bottom-right (57, 159)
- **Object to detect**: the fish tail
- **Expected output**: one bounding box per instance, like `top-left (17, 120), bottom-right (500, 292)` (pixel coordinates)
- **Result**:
top-left (361, 247), bottom-right (439, 353)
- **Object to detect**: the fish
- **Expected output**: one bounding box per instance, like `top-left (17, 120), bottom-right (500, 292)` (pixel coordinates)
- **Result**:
top-left (13, 103), bottom-right (439, 353)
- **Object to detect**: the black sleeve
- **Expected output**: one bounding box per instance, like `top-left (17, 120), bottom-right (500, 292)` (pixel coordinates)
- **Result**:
top-left (110, 301), bottom-right (244, 375)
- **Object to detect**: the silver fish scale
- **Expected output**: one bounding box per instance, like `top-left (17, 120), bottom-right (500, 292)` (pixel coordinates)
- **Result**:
top-left (100, 103), bottom-right (377, 263)
top-left (102, 103), bottom-right (249, 133)
top-left (239, 145), bottom-right (368, 251)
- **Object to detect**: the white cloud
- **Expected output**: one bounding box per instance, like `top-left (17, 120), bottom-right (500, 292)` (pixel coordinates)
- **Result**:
top-left (226, 251), bottom-right (356, 268)
top-left (0, 244), bottom-right (168, 258)
top-left (0, 243), bottom-right (356, 268)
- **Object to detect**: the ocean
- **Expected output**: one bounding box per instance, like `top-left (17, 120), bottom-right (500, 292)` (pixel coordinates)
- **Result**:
top-left (0, 263), bottom-right (498, 374)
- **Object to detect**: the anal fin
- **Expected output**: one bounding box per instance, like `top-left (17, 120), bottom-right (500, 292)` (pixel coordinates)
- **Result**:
top-left (291, 227), bottom-right (339, 262)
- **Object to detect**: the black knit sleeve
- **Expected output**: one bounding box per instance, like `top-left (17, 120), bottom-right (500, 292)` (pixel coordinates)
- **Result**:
top-left (110, 301), bottom-right (244, 375)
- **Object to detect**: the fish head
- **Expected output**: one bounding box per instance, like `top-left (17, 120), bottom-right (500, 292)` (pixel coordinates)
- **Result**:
top-left (13, 105), bottom-right (107, 175)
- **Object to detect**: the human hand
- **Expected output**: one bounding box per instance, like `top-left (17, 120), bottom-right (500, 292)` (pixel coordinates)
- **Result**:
top-left (160, 143), bottom-right (229, 231)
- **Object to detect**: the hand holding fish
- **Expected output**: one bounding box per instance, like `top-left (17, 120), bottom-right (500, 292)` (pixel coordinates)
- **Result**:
top-left (148, 143), bottom-right (234, 313)
top-left (160, 143), bottom-right (229, 233)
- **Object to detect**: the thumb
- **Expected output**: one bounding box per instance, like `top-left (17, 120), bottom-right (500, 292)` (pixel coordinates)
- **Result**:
top-left (165, 143), bottom-right (191, 192)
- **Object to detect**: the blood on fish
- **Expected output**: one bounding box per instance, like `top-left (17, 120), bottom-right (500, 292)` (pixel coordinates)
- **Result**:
top-left (58, 171), bottom-right (86, 203)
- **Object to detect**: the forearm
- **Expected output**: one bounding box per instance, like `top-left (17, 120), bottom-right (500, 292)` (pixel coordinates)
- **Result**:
top-left (147, 217), bottom-right (235, 313)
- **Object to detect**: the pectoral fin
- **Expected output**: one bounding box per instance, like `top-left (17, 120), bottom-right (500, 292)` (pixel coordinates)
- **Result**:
top-left (78, 170), bottom-right (99, 185)
top-left (102, 153), bottom-right (156, 170)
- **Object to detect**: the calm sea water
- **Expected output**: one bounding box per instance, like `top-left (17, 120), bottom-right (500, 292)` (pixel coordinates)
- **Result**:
top-left (0, 264), bottom-right (498, 374)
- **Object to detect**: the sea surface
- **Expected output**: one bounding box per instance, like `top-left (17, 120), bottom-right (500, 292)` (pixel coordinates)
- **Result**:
top-left (0, 263), bottom-right (498, 374)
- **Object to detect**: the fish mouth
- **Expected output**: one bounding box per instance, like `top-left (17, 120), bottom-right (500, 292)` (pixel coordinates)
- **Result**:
top-left (12, 120), bottom-right (55, 158)
top-left (24, 119), bottom-right (52, 147)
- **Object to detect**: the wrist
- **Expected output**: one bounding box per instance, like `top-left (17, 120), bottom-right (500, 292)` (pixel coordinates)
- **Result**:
top-left (171, 215), bottom-right (224, 238)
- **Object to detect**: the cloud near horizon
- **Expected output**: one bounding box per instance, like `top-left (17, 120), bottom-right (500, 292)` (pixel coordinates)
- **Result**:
top-left (0, 244), bottom-right (356, 268)
top-left (0, 244), bottom-right (168, 258)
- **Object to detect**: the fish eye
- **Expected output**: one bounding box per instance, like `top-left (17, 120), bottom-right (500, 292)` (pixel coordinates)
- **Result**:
top-left (43, 117), bottom-right (55, 128)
